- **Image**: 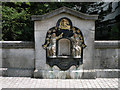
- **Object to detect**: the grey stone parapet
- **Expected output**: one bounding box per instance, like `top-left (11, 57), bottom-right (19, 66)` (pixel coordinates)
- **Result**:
top-left (95, 41), bottom-right (120, 49)
top-left (0, 41), bottom-right (120, 49)
top-left (0, 41), bottom-right (34, 49)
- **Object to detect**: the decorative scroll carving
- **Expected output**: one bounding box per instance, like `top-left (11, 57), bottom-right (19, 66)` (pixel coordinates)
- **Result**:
top-left (42, 17), bottom-right (86, 70)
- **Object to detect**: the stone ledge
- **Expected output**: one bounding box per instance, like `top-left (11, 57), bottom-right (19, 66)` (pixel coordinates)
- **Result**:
top-left (0, 41), bottom-right (34, 48)
top-left (95, 41), bottom-right (120, 48)
top-left (1, 41), bottom-right (120, 49)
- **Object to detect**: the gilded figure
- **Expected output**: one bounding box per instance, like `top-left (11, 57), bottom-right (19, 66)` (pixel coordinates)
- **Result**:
top-left (47, 33), bottom-right (63, 56)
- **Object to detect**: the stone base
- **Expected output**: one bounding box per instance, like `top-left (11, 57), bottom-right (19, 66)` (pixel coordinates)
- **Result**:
top-left (1, 68), bottom-right (34, 77)
top-left (34, 69), bottom-right (120, 79)
top-left (34, 69), bottom-right (96, 79)
top-left (2, 68), bottom-right (119, 78)
top-left (0, 68), bottom-right (3, 76)
top-left (96, 69), bottom-right (119, 78)
top-left (0, 68), bottom-right (7, 76)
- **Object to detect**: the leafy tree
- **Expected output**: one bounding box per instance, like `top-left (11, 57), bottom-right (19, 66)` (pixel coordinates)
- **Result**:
top-left (2, 2), bottom-right (120, 41)
top-left (2, 2), bottom-right (34, 41)
top-left (2, 2), bottom-right (95, 41)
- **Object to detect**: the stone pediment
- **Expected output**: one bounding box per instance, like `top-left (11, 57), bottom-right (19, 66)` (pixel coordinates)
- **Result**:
top-left (31, 6), bottom-right (98, 21)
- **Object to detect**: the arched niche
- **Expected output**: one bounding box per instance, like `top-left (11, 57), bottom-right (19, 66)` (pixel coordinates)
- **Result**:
top-left (58, 38), bottom-right (71, 56)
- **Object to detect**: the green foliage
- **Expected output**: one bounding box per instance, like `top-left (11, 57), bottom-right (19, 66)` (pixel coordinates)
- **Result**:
top-left (2, 2), bottom-right (93, 41)
top-left (2, 2), bottom-right (33, 41)
top-left (2, 2), bottom-right (120, 41)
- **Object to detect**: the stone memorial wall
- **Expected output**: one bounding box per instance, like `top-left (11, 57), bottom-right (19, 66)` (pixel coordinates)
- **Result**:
top-left (0, 41), bottom-right (119, 78)
top-left (0, 7), bottom-right (119, 79)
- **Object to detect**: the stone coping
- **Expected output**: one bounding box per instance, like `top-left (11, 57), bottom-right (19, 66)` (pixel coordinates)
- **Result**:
top-left (31, 6), bottom-right (98, 21)
top-left (0, 41), bottom-right (120, 49)
top-left (95, 69), bottom-right (120, 71)
top-left (0, 41), bottom-right (34, 49)
top-left (95, 41), bottom-right (120, 48)
top-left (1, 68), bottom-right (119, 71)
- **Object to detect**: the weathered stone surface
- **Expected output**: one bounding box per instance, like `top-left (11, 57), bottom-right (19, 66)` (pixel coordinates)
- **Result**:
top-left (34, 37), bottom-right (46, 69)
top-left (80, 70), bottom-right (96, 79)
top-left (0, 48), bottom-right (2, 68)
top-left (58, 39), bottom-right (70, 56)
top-left (34, 69), bottom-right (96, 79)
top-left (0, 41), bottom-right (34, 49)
top-left (2, 49), bottom-right (34, 69)
top-left (95, 41), bottom-right (120, 48)
top-left (96, 69), bottom-right (119, 78)
top-left (2, 68), bottom-right (34, 77)
top-left (1, 41), bottom-right (119, 77)
top-left (7, 68), bottom-right (34, 77)
top-left (95, 48), bottom-right (118, 69)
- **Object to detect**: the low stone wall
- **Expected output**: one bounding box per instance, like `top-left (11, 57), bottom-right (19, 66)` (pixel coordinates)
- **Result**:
top-left (0, 41), bottom-right (35, 77)
top-left (94, 41), bottom-right (120, 78)
top-left (0, 41), bottom-right (119, 78)
top-left (95, 41), bottom-right (119, 69)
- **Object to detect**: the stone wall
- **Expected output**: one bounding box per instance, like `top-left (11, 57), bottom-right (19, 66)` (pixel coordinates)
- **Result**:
top-left (0, 41), bottom-right (35, 77)
top-left (94, 41), bottom-right (120, 78)
top-left (0, 41), bottom-right (119, 78)
top-left (95, 41), bottom-right (119, 69)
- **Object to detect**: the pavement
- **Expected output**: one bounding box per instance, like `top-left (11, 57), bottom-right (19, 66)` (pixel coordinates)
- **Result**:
top-left (0, 77), bottom-right (119, 89)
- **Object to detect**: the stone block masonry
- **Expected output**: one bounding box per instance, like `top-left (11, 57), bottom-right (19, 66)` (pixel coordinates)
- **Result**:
top-left (0, 41), bottom-right (119, 78)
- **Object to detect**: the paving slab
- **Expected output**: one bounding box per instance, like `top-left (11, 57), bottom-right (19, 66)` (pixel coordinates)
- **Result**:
top-left (0, 77), bottom-right (118, 89)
